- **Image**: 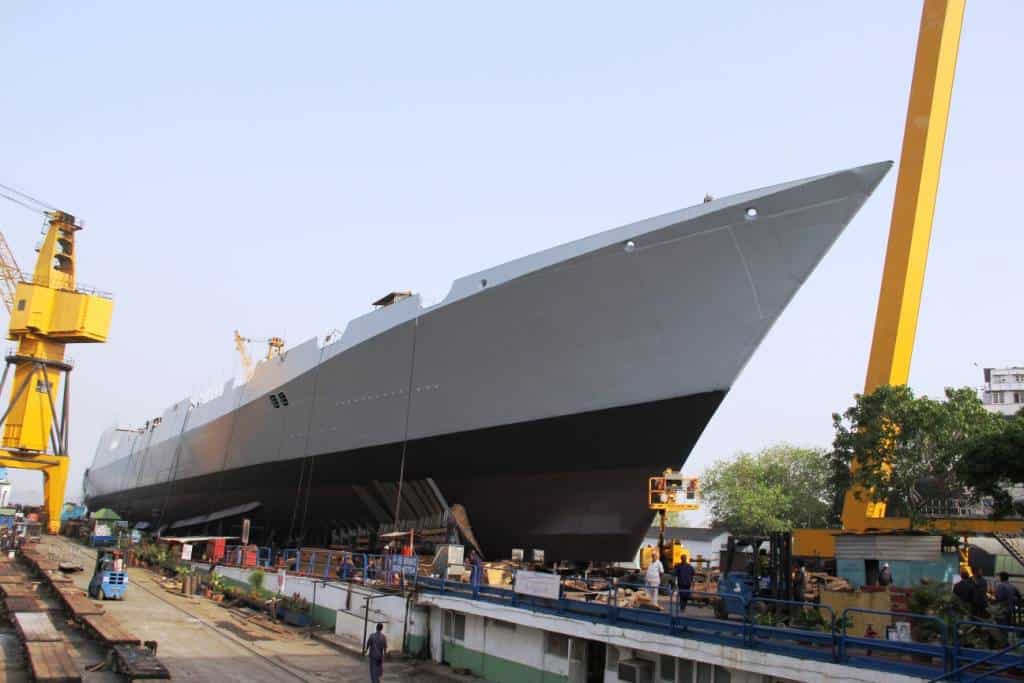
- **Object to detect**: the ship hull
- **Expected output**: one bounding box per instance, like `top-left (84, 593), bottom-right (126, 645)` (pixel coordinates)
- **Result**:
top-left (85, 162), bottom-right (891, 560)
top-left (87, 391), bottom-right (723, 559)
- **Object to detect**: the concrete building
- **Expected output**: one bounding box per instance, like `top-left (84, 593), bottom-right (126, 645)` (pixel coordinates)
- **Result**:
top-left (203, 562), bottom-right (944, 683)
top-left (981, 366), bottom-right (1024, 416)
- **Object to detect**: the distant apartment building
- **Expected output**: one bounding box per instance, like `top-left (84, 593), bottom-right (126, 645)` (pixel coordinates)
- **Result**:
top-left (981, 366), bottom-right (1024, 415)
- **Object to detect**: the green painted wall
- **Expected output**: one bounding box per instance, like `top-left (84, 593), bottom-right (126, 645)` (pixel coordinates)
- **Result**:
top-left (442, 641), bottom-right (568, 683)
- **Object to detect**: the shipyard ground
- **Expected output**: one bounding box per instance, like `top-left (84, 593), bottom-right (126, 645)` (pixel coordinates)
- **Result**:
top-left (4, 535), bottom-right (467, 682)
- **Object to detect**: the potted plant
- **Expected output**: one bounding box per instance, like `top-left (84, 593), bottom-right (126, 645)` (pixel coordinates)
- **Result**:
top-left (277, 592), bottom-right (312, 627)
top-left (208, 574), bottom-right (226, 602)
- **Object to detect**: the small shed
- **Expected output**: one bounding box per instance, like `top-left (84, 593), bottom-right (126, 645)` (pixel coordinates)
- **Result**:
top-left (835, 533), bottom-right (958, 587)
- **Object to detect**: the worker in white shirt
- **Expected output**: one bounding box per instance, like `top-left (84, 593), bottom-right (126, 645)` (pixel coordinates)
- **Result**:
top-left (645, 553), bottom-right (664, 604)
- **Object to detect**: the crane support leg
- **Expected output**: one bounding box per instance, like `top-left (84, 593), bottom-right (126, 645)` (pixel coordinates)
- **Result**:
top-left (0, 452), bottom-right (69, 534)
top-left (842, 0), bottom-right (966, 531)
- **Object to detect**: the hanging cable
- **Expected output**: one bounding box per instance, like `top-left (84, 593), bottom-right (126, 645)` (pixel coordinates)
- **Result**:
top-left (394, 316), bottom-right (420, 523)
top-left (0, 190), bottom-right (46, 215)
top-left (0, 182), bottom-right (56, 211)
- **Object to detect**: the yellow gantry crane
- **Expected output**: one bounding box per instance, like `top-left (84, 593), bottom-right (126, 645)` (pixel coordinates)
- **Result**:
top-left (0, 187), bottom-right (113, 533)
top-left (233, 330), bottom-right (284, 381)
top-left (796, 0), bottom-right (1024, 556)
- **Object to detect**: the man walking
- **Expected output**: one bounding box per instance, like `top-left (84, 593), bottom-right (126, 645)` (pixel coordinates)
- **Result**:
top-left (673, 556), bottom-right (695, 613)
top-left (365, 623), bottom-right (387, 683)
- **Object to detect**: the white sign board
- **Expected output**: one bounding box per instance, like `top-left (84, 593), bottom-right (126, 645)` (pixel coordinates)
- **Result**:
top-left (94, 523), bottom-right (111, 538)
top-left (181, 543), bottom-right (193, 561)
top-left (513, 570), bottom-right (561, 600)
top-left (277, 568), bottom-right (287, 594)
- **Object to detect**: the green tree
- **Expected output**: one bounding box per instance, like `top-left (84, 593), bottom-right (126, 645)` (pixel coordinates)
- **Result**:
top-left (959, 414), bottom-right (1024, 517)
top-left (700, 444), bottom-right (833, 536)
top-left (829, 385), bottom-right (1005, 528)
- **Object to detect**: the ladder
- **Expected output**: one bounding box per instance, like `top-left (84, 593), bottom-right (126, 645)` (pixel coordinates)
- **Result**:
top-left (993, 533), bottom-right (1024, 571)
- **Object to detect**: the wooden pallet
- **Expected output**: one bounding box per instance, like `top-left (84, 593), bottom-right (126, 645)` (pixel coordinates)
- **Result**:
top-left (110, 644), bottom-right (170, 679)
top-left (81, 614), bottom-right (140, 646)
top-left (4, 596), bottom-right (47, 612)
top-left (13, 612), bottom-right (62, 642)
top-left (24, 641), bottom-right (81, 682)
top-left (0, 575), bottom-right (30, 584)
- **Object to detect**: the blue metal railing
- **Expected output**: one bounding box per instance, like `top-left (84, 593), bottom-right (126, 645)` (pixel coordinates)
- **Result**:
top-left (416, 571), bottom-right (1024, 682)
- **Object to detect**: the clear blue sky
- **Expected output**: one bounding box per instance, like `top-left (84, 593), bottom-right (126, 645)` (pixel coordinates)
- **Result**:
top-left (1, 2), bottom-right (1021, 506)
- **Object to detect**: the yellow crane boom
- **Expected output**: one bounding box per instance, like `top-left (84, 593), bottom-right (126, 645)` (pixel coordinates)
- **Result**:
top-left (234, 330), bottom-right (284, 381)
top-left (796, 0), bottom-right (1024, 557)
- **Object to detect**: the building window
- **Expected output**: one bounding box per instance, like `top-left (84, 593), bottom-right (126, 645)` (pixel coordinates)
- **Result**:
top-left (606, 647), bottom-right (619, 672)
top-left (697, 662), bottom-right (713, 683)
top-left (1015, 374), bottom-right (1024, 382)
top-left (660, 654), bottom-right (676, 681)
top-left (1014, 392), bottom-right (1024, 404)
top-left (443, 612), bottom-right (465, 641)
top-left (678, 658), bottom-right (694, 682)
top-left (544, 631), bottom-right (568, 658)
top-left (991, 392), bottom-right (1005, 404)
top-left (994, 375), bottom-right (1007, 383)
top-left (714, 666), bottom-right (731, 683)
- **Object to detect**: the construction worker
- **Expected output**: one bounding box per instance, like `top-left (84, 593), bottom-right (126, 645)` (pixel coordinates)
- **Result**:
top-left (994, 572), bottom-right (1021, 626)
top-left (792, 561), bottom-right (808, 603)
top-left (967, 568), bottom-right (990, 619)
top-left (953, 569), bottom-right (975, 610)
top-left (364, 622), bottom-right (387, 683)
top-left (468, 550), bottom-right (483, 597)
top-left (645, 552), bottom-right (664, 604)
top-left (336, 553), bottom-right (355, 580)
top-left (673, 556), bottom-right (695, 613)
top-left (878, 563), bottom-right (893, 587)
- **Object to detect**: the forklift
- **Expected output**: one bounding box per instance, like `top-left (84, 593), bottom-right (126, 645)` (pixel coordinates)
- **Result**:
top-left (715, 532), bottom-right (793, 619)
top-left (88, 548), bottom-right (128, 600)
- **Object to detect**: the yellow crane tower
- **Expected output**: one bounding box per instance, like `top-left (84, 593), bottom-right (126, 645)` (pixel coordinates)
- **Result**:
top-left (0, 186), bottom-right (113, 533)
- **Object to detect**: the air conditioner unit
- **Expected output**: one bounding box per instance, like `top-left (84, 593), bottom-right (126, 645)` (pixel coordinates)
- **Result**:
top-left (617, 658), bottom-right (653, 683)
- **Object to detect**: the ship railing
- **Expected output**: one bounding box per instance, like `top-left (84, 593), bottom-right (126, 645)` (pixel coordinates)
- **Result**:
top-left (276, 550), bottom-right (419, 591)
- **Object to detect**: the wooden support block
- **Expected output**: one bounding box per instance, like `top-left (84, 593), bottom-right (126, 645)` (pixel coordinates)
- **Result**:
top-left (25, 641), bottom-right (82, 682)
top-left (13, 612), bottom-right (62, 642)
top-left (2, 584), bottom-right (35, 598)
top-left (59, 591), bottom-right (104, 618)
top-left (0, 577), bottom-right (29, 589)
top-left (111, 644), bottom-right (170, 679)
top-left (4, 596), bottom-right (47, 612)
top-left (82, 614), bottom-right (140, 645)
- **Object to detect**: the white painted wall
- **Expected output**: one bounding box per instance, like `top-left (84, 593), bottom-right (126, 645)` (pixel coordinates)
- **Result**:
top-left (206, 564), bottom-right (426, 649)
